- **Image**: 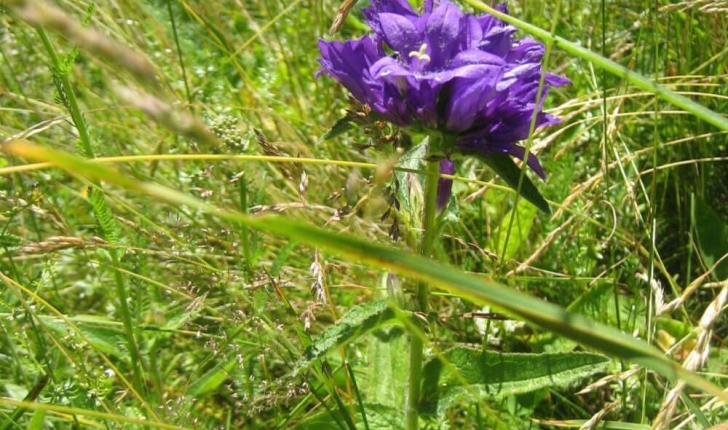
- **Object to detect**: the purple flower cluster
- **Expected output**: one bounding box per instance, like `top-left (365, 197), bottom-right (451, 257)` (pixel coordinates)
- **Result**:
top-left (318, 0), bottom-right (568, 208)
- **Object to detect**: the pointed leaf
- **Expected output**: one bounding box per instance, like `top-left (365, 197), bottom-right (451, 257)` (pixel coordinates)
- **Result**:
top-left (694, 197), bottom-right (728, 280)
top-left (43, 318), bottom-right (126, 358)
top-left (189, 357), bottom-right (237, 397)
top-left (365, 275), bottom-right (408, 409)
top-left (495, 198), bottom-right (537, 260)
top-left (27, 409), bottom-right (47, 430)
top-left (420, 347), bottom-right (610, 415)
top-left (395, 138), bottom-right (428, 228)
top-left (366, 326), bottom-right (408, 409)
top-left (294, 300), bottom-right (403, 376)
top-left (475, 152), bottom-right (550, 213)
top-left (321, 116), bottom-right (355, 141)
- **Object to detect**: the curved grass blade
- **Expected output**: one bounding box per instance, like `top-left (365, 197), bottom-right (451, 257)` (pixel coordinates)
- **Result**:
top-left (3, 141), bottom-right (726, 403)
top-left (0, 399), bottom-right (192, 430)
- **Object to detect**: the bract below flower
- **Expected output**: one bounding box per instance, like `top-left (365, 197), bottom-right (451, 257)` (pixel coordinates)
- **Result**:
top-left (318, 0), bottom-right (569, 209)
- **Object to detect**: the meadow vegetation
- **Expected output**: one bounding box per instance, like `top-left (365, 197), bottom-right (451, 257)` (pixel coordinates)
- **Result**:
top-left (0, 0), bottom-right (726, 429)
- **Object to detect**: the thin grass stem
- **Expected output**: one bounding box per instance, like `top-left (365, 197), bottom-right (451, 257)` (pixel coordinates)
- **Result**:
top-left (405, 158), bottom-right (440, 430)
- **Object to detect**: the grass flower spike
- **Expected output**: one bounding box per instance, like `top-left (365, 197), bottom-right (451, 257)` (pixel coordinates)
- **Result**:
top-left (318, 0), bottom-right (569, 209)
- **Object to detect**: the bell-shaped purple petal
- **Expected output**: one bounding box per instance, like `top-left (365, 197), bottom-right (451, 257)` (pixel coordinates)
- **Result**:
top-left (506, 38), bottom-right (545, 63)
top-left (363, 0), bottom-right (419, 46)
top-left (546, 73), bottom-right (571, 87)
top-left (369, 0), bottom-right (416, 16)
top-left (423, 0), bottom-right (435, 13)
top-left (461, 15), bottom-right (483, 49)
top-left (436, 159), bottom-right (456, 210)
top-left (446, 64), bottom-right (504, 132)
top-left (451, 49), bottom-right (506, 67)
top-left (423, 0), bottom-right (465, 69)
top-left (507, 147), bottom-right (546, 179)
top-left (317, 37), bottom-right (382, 106)
top-left (497, 62), bottom-right (541, 91)
top-left (378, 13), bottom-right (421, 55)
top-left (479, 25), bottom-right (517, 57)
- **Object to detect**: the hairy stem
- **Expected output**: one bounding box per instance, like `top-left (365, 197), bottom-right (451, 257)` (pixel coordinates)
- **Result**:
top-left (405, 158), bottom-right (440, 430)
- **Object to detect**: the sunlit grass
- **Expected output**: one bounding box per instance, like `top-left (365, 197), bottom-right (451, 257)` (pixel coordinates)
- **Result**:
top-left (0, 0), bottom-right (726, 429)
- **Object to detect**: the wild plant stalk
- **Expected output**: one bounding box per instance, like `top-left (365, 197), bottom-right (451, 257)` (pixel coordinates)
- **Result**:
top-left (405, 158), bottom-right (440, 430)
top-left (35, 26), bottom-right (144, 393)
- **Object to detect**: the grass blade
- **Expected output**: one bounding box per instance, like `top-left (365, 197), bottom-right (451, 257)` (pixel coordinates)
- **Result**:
top-left (3, 141), bottom-right (726, 404)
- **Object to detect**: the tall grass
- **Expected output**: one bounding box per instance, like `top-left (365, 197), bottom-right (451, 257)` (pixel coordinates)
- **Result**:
top-left (1, 0), bottom-right (726, 429)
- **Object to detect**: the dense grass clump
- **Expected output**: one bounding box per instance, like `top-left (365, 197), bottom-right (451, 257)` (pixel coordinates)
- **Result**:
top-left (0, 0), bottom-right (726, 429)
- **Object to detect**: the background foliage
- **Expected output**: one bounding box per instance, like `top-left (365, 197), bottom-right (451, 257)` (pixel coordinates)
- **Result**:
top-left (0, 0), bottom-right (726, 429)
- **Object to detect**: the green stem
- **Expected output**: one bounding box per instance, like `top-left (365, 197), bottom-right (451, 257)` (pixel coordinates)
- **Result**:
top-left (166, 0), bottom-right (192, 106)
top-left (36, 28), bottom-right (143, 390)
top-left (405, 159), bottom-right (440, 430)
top-left (418, 160), bottom-right (440, 309)
top-left (36, 29), bottom-right (92, 158)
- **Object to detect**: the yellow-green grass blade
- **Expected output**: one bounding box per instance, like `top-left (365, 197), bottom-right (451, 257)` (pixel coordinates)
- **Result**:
top-left (0, 399), bottom-right (191, 430)
top-left (4, 141), bottom-right (726, 403)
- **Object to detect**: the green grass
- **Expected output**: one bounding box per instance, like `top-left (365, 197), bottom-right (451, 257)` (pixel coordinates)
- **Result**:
top-left (1, 0), bottom-right (726, 429)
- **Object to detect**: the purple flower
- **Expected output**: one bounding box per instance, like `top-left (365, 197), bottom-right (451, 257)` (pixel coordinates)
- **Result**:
top-left (318, 0), bottom-right (568, 210)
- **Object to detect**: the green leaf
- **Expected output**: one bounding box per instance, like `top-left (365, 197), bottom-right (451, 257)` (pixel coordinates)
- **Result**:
top-left (495, 199), bottom-right (538, 261)
top-left (43, 318), bottom-right (126, 358)
top-left (365, 275), bottom-right (408, 410)
top-left (163, 308), bottom-right (196, 331)
top-left (7, 142), bottom-right (727, 403)
top-left (535, 281), bottom-right (616, 353)
top-left (295, 300), bottom-right (402, 376)
top-left (0, 233), bottom-right (22, 248)
top-left (395, 138), bottom-right (428, 229)
top-left (566, 281), bottom-right (613, 315)
top-left (366, 327), bottom-right (408, 410)
top-left (87, 187), bottom-right (119, 244)
top-left (694, 197), bottom-right (728, 280)
top-left (189, 356), bottom-right (237, 397)
top-left (0, 375), bottom-right (49, 430)
top-left (27, 409), bottom-right (46, 430)
top-left (294, 403), bottom-right (403, 430)
top-left (420, 346), bottom-right (610, 415)
top-left (474, 152), bottom-right (550, 213)
top-left (321, 116), bottom-right (355, 141)
top-left (655, 317), bottom-right (692, 341)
